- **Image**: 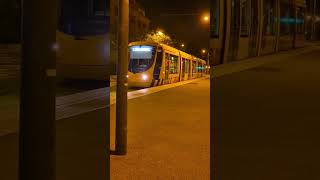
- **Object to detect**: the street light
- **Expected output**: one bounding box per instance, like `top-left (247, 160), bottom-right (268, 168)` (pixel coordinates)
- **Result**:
top-left (202, 13), bottom-right (210, 23)
top-left (181, 43), bottom-right (185, 48)
top-left (202, 49), bottom-right (206, 54)
top-left (157, 30), bottom-right (164, 36)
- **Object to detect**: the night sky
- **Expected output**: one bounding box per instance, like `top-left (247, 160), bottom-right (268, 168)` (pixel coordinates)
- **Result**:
top-left (138, 0), bottom-right (210, 57)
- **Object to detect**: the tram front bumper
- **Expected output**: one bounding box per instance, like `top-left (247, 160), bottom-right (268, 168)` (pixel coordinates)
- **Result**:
top-left (128, 80), bottom-right (152, 88)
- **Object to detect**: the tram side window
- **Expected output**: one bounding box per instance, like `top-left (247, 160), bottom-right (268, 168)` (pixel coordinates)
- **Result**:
top-left (240, 0), bottom-right (250, 37)
top-left (169, 55), bottom-right (179, 74)
top-left (192, 61), bottom-right (197, 73)
top-left (199, 63), bottom-right (203, 73)
top-left (199, 64), bottom-right (204, 73)
top-left (185, 59), bottom-right (190, 73)
top-left (196, 63), bottom-right (200, 73)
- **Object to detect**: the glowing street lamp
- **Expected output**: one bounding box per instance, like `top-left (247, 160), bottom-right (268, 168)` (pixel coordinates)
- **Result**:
top-left (203, 16), bottom-right (209, 21)
top-left (202, 49), bottom-right (206, 54)
top-left (181, 43), bottom-right (185, 48)
top-left (157, 31), bottom-right (164, 36)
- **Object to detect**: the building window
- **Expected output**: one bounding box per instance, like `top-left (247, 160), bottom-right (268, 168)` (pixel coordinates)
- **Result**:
top-left (240, 0), bottom-right (251, 37)
top-left (280, 2), bottom-right (294, 36)
top-left (210, 0), bottom-right (220, 38)
top-left (263, 0), bottom-right (276, 36)
top-left (296, 7), bottom-right (305, 35)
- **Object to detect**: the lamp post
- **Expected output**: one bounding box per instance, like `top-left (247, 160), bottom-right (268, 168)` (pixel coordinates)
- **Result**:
top-left (115, 0), bottom-right (129, 155)
top-left (20, 0), bottom-right (57, 179)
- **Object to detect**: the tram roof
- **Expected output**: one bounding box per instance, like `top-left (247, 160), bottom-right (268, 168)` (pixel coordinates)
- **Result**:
top-left (129, 41), bottom-right (206, 64)
top-left (292, 0), bottom-right (306, 7)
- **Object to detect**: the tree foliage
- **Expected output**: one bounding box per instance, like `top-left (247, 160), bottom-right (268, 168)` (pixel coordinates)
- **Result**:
top-left (139, 30), bottom-right (174, 46)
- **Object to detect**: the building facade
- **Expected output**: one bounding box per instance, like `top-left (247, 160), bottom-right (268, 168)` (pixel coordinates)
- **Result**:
top-left (0, 0), bottom-right (20, 43)
top-left (305, 0), bottom-right (320, 40)
top-left (110, 0), bottom-right (150, 40)
top-left (110, 0), bottom-right (150, 67)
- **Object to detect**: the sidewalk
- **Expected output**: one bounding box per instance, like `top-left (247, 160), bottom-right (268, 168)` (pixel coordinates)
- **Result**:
top-left (0, 78), bottom-right (210, 180)
top-left (110, 78), bottom-right (210, 179)
top-left (212, 45), bottom-right (320, 179)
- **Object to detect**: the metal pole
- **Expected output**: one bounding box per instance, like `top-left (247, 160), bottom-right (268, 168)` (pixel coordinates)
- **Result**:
top-left (312, 0), bottom-right (316, 40)
top-left (115, 0), bottom-right (129, 155)
top-left (19, 0), bottom-right (57, 179)
top-left (207, 52), bottom-right (210, 74)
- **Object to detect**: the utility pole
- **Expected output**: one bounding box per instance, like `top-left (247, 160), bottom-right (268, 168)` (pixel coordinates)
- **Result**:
top-left (115, 0), bottom-right (129, 155)
top-left (19, 0), bottom-right (57, 180)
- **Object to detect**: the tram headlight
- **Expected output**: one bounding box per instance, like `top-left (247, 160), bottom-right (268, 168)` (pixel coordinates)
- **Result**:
top-left (142, 74), bottom-right (148, 81)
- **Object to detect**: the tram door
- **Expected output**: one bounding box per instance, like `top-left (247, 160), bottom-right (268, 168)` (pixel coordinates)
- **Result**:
top-left (164, 53), bottom-right (170, 82)
top-left (227, 0), bottom-right (240, 62)
top-left (181, 58), bottom-right (185, 81)
top-left (153, 48), bottom-right (163, 80)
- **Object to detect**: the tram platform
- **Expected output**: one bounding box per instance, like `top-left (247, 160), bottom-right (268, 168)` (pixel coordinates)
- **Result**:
top-left (0, 77), bottom-right (210, 180)
top-left (1, 43), bottom-right (320, 179)
top-left (212, 45), bottom-right (320, 179)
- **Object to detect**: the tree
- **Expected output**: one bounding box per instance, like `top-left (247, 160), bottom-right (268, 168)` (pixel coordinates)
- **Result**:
top-left (139, 30), bottom-right (174, 46)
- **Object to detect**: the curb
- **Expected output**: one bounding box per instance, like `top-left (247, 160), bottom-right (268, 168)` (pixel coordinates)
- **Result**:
top-left (211, 45), bottom-right (320, 78)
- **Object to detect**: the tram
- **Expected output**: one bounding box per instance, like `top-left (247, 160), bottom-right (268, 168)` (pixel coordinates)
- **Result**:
top-left (55, 0), bottom-right (207, 83)
top-left (210, 0), bottom-right (307, 66)
top-left (128, 42), bottom-right (207, 88)
top-left (56, 0), bottom-right (111, 80)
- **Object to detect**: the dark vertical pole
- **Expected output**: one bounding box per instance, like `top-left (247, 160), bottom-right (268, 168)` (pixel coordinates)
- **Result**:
top-left (312, 0), bottom-right (316, 40)
top-left (19, 0), bottom-right (57, 179)
top-left (293, 4), bottom-right (297, 48)
top-left (115, 0), bottom-right (129, 155)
